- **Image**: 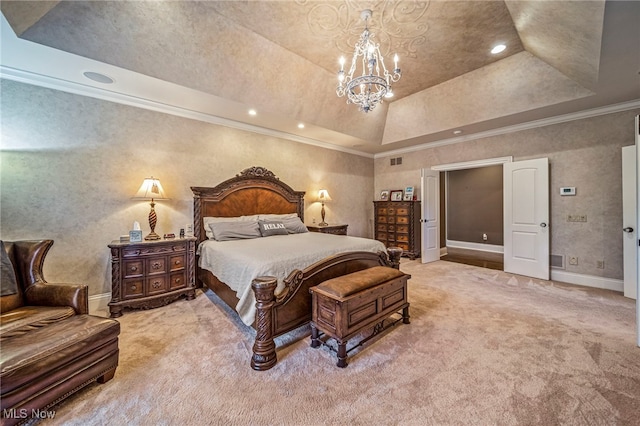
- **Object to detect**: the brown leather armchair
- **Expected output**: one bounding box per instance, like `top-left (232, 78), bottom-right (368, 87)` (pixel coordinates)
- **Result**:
top-left (1, 240), bottom-right (120, 426)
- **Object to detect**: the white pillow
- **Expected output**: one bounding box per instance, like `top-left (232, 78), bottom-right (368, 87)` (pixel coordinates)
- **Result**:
top-left (209, 221), bottom-right (261, 241)
top-left (203, 215), bottom-right (260, 239)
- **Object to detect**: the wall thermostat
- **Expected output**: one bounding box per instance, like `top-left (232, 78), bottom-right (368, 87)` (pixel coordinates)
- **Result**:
top-left (560, 187), bottom-right (576, 196)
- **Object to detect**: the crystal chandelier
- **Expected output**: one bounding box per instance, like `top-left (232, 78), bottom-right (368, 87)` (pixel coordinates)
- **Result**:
top-left (336, 9), bottom-right (401, 113)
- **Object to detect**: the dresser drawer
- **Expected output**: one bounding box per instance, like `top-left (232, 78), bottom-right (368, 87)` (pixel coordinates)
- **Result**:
top-left (123, 260), bottom-right (143, 278)
top-left (396, 234), bottom-right (409, 242)
top-left (123, 278), bottom-right (144, 299)
top-left (147, 276), bottom-right (168, 295)
top-left (170, 272), bottom-right (186, 290)
top-left (170, 255), bottom-right (186, 271)
top-left (377, 208), bottom-right (387, 215)
top-left (396, 225), bottom-right (409, 233)
top-left (377, 232), bottom-right (387, 241)
top-left (378, 216), bottom-right (387, 223)
top-left (396, 243), bottom-right (410, 252)
top-left (396, 216), bottom-right (409, 224)
top-left (147, 257), bottom-right (166, 274)
top-left (396, 208), bottom-right (409, 215)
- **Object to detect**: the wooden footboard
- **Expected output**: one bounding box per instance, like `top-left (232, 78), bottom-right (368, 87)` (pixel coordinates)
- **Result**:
top-left (250, 248), bottom-right (402, 371)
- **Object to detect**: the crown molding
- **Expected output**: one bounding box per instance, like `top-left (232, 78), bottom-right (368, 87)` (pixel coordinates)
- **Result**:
top-left (374, 99), bottom-right (640, 159)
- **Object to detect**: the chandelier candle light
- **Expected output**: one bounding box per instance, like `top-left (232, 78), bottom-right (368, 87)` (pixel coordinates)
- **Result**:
top-left (133, 177), bottom-right (168, 240)
top-left (336, 9), bottom-right (401, 113)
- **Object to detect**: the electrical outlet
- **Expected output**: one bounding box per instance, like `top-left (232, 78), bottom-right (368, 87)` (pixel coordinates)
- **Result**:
top-left (482, 233), bottom-right (488, 241)
top-left (569, 256), bottom-right (578, 265)
top-left (597, 260), bottom-right (605, 269)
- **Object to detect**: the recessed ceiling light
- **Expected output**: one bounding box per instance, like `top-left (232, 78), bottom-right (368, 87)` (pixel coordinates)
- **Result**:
top-left (453, 130), bottom-right (463, 135)
top-left (491, 44), bottom-right (506, 55)
top-left (248, 109), bottom-right (257, 116)
top-left (297, 123), bottom-right (305, 129)
top-left (83, 71), bottom-right (114, 84)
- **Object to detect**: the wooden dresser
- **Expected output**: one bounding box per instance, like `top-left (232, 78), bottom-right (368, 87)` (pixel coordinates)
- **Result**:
top-left (374, 201), bottom-right (421, 259)
top-left (108, 237), bottom-right (196, 317)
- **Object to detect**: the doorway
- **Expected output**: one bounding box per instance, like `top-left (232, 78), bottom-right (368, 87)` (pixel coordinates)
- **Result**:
top-left (422, 156), bottom-right (550, 280)
top-left (432, 161), bottom-right (507, 271)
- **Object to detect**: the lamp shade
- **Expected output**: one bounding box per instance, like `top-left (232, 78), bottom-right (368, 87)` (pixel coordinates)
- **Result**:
top-left (132, 177), bottom-right (168, 200)
top-left (318, 189), bottom-right (332, 202)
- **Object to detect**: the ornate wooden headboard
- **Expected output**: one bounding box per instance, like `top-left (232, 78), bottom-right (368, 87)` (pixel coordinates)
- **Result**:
top-left (191, 166), bottom-right (305, 246)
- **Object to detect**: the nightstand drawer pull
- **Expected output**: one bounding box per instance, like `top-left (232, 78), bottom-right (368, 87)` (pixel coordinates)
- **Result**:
top-left (130, 266), bottom-right (138, 272)
top-left (174, 278), bottom-right (181, 284)
top-left (152, 281), bottom-right (162, 289)
top-left (130, 284), bottom-right (137, 291)
top-left (152, 262), bottom-right (161, 269)
top-left (174, 260), bottom-right (181, 265)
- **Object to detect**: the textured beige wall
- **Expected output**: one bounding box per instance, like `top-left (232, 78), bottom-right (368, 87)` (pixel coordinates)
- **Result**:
top-left (0, 80), bottom-right (374, 296)
top-left (375, 110), bottom-right (640, 280)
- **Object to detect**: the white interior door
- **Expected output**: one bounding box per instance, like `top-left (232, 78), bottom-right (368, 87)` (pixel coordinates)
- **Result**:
top-left (635, 114), bottom-right (640, 347)
top-left (421, 168), bottom-right (440, 263)
top-left (503, 158), bottom-right (550, 280)
top-left (622, 145), bottom-right (637, 299)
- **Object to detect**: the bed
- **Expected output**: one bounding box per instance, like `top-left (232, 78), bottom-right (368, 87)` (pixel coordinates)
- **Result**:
top-left (192, 166), bottom-right (401, 370)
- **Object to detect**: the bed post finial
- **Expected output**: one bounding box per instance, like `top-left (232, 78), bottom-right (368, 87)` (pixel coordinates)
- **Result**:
top-left (251, 276), bottom-right (278, 371)
top-left (387, 247), bottom-right (403, 269)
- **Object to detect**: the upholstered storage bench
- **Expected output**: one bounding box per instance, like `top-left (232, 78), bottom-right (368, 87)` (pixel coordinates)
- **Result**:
top-left (309, 266), bottom-right (410, 367)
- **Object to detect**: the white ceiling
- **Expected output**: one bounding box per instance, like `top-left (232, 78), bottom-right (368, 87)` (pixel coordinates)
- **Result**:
top-left (1, 1), bottom-right (639, 157)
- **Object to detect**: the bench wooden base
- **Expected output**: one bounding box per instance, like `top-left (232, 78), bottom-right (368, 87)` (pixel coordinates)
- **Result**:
top-left (309, 266), bottom-right (410, 367)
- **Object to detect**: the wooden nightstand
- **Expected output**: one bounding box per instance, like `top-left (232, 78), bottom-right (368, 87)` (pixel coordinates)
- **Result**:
top-left (307, 224), bottom-right (348, 235)
top-left (107, 237), bottom-right (196, 317)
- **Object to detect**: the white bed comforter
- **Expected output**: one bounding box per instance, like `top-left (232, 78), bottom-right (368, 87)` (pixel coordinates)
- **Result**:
top-left (197, 232), bottom-right (386, 325)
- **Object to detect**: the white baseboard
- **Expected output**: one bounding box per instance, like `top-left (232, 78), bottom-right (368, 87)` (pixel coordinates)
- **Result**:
top-left (446, 240), bottom-right (504, 254)
top-left (550, 270), bottom-right (623, 292)
top-left (89, 292), bottom-right (111, 316)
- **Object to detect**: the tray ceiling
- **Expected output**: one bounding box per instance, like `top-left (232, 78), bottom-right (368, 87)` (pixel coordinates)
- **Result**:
top-left (1, 0), bottom-right (639, 155)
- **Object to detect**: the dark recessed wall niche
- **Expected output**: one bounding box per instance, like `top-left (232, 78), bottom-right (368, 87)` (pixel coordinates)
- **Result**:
top-left (447, 165), bottom-right (504, 245)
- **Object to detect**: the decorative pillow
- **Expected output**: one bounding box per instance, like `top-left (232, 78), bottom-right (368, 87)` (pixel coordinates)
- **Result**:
top-left (203, 216), bottom-right (260, 239)
top-left (258, 220), bottom-right (289, 237)
top-left (209, 221), bottom-right (261, 241)
top-left (281, 216), bottom-right (308, 234)
top-left (1, 241), bottom-right (19, 297)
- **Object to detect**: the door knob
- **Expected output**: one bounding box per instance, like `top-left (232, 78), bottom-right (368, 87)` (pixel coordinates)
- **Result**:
top-left (623, 227), bottom-right (634, 233)
top-left (540, 222), bottom-right (547, 228)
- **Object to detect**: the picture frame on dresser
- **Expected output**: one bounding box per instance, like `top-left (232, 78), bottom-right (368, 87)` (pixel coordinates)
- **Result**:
top-left (390, 190), bottom-right (404, 201)
top-left (404, 186), bottom-right (414, 201)
top-left (380, 190), bottom-right (389, 201)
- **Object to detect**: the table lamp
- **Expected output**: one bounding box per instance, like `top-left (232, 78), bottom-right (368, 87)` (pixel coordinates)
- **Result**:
top-left (318, 189), bottom-right (332, 226)
top-left (133, 177), bottom-right (168, 240)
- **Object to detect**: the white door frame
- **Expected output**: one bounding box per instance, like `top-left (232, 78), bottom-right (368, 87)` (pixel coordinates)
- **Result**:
top-left (429, 156), bottom-right (513, 260)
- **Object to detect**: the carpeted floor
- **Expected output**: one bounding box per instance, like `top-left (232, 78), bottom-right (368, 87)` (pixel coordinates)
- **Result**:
top-left (43, 260), bottom-right (640, 425)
